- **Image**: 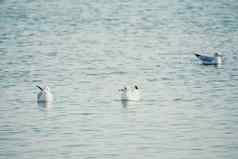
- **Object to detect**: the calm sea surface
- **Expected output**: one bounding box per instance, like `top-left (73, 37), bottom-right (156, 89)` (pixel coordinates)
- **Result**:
top-left (0, 0), bottom-right (238, 158)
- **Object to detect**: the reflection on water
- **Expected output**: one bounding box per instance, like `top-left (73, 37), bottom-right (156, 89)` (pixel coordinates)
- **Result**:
top-left (0, 0), bottom-right (238, 158)
top-left (37, 102), bottom-right (53, 111)
top-left (121, 100), bottom-right (129, 108)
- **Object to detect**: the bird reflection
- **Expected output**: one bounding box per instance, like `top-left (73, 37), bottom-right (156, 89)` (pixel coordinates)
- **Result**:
top-left (37, 102), bottom-right (52, 111)
top-left (121, 100), bottom-right (129, 108)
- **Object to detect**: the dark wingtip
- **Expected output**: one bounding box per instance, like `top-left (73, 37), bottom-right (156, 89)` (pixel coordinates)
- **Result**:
top-left (194, 53), bottom-right (201, 58)
top-left (36, 85), bottom-right (43, 91)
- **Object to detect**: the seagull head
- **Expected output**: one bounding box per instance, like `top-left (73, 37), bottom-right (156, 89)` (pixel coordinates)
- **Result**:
top-left (44, 86), bottom-right (51, 92)
top-left (214, 52), bottom-right (222, 57)
top-left (134, 85), bottom-right (139, 90)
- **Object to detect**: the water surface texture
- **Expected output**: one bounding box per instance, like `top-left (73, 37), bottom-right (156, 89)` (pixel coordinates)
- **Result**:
top-left (1, 0), bottom-right (238, 158)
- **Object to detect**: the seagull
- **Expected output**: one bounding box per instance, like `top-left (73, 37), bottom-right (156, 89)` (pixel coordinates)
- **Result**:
top-left (119, 85), bottom-right (141, 101)
top-left (195, 52), bottom-right (223, 65)
top-left (36, 85), bottom-right (53, 103)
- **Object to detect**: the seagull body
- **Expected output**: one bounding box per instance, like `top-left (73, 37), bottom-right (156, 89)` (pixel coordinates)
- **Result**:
top-left (195, 53), bottom-right (223, 65)
top-left (120, 85), bottom-right (141, 101)
top-left (36, 86), bottom-right (53, 103)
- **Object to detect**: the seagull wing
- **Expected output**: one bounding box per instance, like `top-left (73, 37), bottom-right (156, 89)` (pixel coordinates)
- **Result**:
top-left (195, 54), bottom-right (214, 62)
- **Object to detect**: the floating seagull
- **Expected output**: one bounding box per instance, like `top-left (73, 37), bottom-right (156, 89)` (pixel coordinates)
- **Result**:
top-left (119, 85), bottom-right (141, 101)
top-left (195, 52), bottom-right (223, 65)
top-left (36, 85), bottom-right (53, 103)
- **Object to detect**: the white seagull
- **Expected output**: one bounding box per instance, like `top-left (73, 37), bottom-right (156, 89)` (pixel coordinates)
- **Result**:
top-left (36, 85), bottom-right (53, 103)
top-left (195, 52), bottom-right (223, 65)
top-left (119, 85), bottom-right (141, 101)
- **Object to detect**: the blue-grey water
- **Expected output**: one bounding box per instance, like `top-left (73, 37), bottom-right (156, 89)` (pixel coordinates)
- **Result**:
top-left (1, 0), bottom-right (238, 158)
